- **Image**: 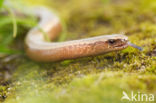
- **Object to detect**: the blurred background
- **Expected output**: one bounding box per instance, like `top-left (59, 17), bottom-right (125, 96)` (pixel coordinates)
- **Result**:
top-left (0, 0), bottom-right (156, 103)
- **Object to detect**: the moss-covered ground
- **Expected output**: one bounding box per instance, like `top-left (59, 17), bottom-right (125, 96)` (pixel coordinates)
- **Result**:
top-left (0, 0), bottom-right (156, 103)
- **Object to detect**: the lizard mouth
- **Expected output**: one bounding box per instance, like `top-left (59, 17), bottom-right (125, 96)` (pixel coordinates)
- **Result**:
top-left (114, 41), bottom-right (143, 51)
top-left (113, 39), bottom-right (129, 49)
top-left (114, 42), bottom-right (128, 48)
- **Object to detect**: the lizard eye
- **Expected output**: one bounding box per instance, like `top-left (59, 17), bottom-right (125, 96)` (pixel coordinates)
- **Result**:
top-left (108, 39), bottom-right (116, 44)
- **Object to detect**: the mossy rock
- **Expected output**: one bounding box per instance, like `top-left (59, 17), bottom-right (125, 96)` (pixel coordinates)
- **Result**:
top-left (0, 0), bottom-right (156, 103)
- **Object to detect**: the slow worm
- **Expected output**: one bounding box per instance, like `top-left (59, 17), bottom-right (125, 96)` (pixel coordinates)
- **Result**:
top-left (24, 7), bottom-right (142, 62)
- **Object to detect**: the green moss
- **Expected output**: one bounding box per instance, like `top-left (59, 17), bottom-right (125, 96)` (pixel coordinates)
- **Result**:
top-left (4, 72), bottom-right (156, 103)
top-left (0, 0), bottom-right (156, 103)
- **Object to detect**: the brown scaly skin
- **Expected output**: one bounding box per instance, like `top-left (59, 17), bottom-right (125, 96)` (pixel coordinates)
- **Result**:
top-left (24, 7), bottom-right (129, 62)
